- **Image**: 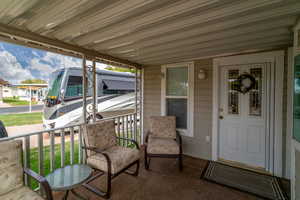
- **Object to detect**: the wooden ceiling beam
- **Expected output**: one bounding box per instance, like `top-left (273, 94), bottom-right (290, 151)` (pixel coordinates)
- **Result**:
top-left (0, 23), bottom-right (142, 69)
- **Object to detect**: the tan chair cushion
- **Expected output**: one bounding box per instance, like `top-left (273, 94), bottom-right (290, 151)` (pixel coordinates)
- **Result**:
top-left (87, 146), bottom-right (139, 174)
top-left (0, 140), bottom-right (23, 196)
top-left (1, 186), bottom-right (44, 200)
top-left (147, 137), bottom-right (180, 155)
top-left (150, 116), bottom-right (176, 139)
top-left (83, 120), bottom-right (117, 155)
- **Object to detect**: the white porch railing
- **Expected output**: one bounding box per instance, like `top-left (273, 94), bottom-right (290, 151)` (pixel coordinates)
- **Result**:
top-left (0, 112), bottom-right (139, 189)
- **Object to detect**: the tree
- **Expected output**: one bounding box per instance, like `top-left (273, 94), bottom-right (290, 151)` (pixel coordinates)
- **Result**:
top-left (21, 79), bottom-right (47, 84)
top-left (105, 66), bottom-right (136, 73)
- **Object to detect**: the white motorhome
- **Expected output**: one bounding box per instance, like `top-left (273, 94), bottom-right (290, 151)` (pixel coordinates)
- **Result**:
top-left (43, 67), bottom-right (135, 129)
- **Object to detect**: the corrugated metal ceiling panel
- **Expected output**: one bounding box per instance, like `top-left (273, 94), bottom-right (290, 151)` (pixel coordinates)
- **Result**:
top-left (0, 0), bottom-right (298, 66)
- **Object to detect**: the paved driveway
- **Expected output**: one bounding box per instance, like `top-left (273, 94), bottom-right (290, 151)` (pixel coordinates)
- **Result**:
top-left (0, 105), bottom-right (43, 114)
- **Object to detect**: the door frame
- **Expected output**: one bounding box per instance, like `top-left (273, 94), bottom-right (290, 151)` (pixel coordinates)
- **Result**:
top-left (212, 50), bottom-right (284, 177)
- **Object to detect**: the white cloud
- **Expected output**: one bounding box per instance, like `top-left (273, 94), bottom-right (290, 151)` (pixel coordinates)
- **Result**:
top-left (43, 52), bottom-right (81, 69)
top-left (30, 58), bottom-right (54, 73)
top-left (0, 47), bottom-right (110, 84)
top-left (0, 51), bottom-right (33, 84)
top-left (28, 52), bottom-right (82, 82)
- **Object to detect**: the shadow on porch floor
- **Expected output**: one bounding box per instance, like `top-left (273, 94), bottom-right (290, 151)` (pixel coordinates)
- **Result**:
top-left (53, 155), bottom-right (269, 200)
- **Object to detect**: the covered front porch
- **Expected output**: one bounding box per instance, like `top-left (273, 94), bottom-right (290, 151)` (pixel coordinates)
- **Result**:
top-left (52, 156), bottom-right (267, 200)
top-left (0, 0), bottom-right (299, 199)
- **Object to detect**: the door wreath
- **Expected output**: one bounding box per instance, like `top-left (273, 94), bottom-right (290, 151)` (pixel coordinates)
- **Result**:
top-left (233, 73), bottom-right (256, 94)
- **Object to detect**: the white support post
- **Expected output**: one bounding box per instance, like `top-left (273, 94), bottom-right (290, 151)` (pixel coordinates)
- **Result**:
top-left (134, 68), bottom-right (138, 142)
top-left (82, 56), bottom-right (87, 123)
top-left (92, 60), bottom-right (97, 122)
top-left (139, 69), bottom-right (143, 144)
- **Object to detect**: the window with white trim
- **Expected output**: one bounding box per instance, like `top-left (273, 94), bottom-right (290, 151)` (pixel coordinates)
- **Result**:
top-left (161, 62), bottom-right (194, 137)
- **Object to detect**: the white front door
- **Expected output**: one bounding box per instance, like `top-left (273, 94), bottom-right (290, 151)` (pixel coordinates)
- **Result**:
top-left (219, 63), bottom-right (267, 168)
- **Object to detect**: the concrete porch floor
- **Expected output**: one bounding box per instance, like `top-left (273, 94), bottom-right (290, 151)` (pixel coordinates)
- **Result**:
top-left (52, 154), bottom-right (270, 200)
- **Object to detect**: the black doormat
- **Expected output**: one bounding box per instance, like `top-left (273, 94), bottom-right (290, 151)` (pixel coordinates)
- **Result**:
top-left (201, 161), bottom-right (287, 200)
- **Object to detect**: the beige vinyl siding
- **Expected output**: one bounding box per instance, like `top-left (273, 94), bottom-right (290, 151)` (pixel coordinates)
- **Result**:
top-left (143, 59), bottom-right (213, 160)
top-left (183, 59), bottom-right (212, 159)
top-left (143, 65), bottom-right (162, 136)
top-left (282, 49), bottom-right (290, 178)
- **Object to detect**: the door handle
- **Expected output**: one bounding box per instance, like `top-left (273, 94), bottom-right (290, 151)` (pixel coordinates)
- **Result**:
top-left (219, 116), bottom-right (224, 119)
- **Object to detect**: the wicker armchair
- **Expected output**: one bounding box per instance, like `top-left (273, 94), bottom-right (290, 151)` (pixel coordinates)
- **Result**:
top-left (82, 120), bottom-right (140, 199)
top-left (145, 116), bottom-right (183, 171)
top-left (0, 140), bottom-right (53, 200)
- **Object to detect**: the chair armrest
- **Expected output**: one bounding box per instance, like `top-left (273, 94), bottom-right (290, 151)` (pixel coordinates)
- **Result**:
top-left (23, 168), bottom-right (53, 200)
top-left (117, 137), bottom-right (140, 149)
top-left (176, 131), bottom-right (182, 154)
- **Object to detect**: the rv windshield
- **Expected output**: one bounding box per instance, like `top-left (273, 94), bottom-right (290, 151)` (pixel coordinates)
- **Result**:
top-left (65, 76), bottom-right (83, 98)
top-left (47, 71), bottom-right (64, 99)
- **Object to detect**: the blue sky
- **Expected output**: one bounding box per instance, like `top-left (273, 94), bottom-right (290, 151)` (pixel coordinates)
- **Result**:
top-left (0, 41), bottom-right (107, 84)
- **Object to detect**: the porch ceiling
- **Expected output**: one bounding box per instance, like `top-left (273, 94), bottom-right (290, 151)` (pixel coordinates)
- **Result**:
top-left (0, 0), bottom-right (299, 66)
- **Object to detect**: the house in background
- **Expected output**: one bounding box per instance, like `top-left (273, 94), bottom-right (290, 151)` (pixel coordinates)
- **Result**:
top-left (2, 84), bottom-right (48, 102)
top-left (0, 78), bottom-right (9, 104)
top-left (2, 85), bottom-right (27, 99)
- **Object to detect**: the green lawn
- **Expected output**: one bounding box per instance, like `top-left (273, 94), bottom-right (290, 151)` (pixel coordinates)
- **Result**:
top-left (0, 112), bottom-right (43, 127)
top-left (3, 97), bottom-right (37, 106)
top-left (29, 141), bottom-right (80, 189)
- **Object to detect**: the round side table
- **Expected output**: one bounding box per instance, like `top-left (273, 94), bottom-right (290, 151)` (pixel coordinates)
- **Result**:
top-left (46, 164), bottom-right (92, 200)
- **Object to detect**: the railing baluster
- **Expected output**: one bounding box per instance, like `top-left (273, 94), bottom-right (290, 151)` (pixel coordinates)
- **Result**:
top-left (131, 114), bottom-right (134, 141)
top-left (38, 133), bottom-right (44, 194)
top-left (126, 115), bottom-right (129, 146)
top-left (70, 127), bottom-right (75, 165)
top-left (78, 125), bottom-right (83, 164)
top-left (134, 113), bottom-right (138, 144)
top-left (122, 116), bottom-right (125, 147)
top-left (60, 129), bottom-right (65, 167)
top-left (38, 133), bottom-right (44, 176)
top-left (50, 131), bottom-right (55, 172)
top-left (117, 117), bottom-right (121, 144)
top-left (23, 136), bottom-right (30, 186)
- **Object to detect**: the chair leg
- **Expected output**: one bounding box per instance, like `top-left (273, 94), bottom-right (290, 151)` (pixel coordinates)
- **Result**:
top-left (125, 160), bottom-right (140, 176)
top-left (106, 172), bottom-right (112, 199)
top-left (134, 160), bottom-right (140, 176)
top-left (179, 154), bottom-right (183, 171)
top-left (82, 171), bottom-right (111, 199)
top-left (144, 147), bottom-right (149, 170)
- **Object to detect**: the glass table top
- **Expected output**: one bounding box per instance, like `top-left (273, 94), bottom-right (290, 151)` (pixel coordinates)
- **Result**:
top-left (46, 164), bottom-right (92, 191)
